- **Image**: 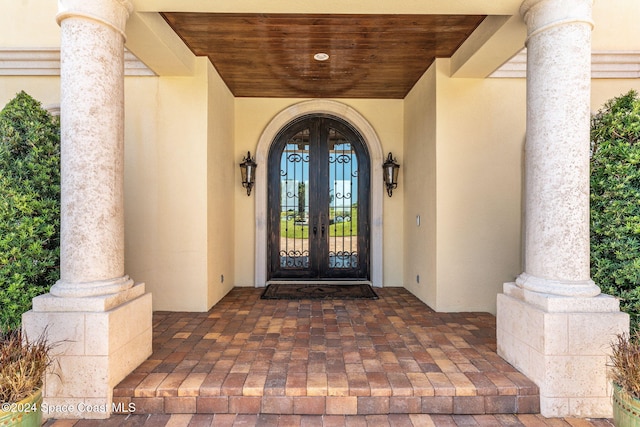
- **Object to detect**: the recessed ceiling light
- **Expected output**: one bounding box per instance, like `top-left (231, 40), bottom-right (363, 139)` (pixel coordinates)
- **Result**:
top-left (314, 53), bottom-right (329, 61)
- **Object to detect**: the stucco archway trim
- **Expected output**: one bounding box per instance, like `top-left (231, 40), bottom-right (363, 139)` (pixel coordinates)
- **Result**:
top-left (254, 100), bottom-right (384, 287)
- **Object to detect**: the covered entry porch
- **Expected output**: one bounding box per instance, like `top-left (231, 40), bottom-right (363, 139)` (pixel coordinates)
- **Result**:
top-left (14, 0), bottom-right (633, 420)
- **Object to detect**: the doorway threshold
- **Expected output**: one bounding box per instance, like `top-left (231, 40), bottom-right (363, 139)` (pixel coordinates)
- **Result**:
top-left (266, 279), bottom-right (372, 286)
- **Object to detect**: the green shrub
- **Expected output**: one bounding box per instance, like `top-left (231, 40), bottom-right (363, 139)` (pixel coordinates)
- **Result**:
top-left (0, 92), bottom-right (60, 331)
top-left (591, 90), bottom-right (640, 332)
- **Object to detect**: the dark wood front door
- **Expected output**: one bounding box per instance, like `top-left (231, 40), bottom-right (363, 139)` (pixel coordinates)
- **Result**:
top-left (268, 115), bottom-right (370, 280)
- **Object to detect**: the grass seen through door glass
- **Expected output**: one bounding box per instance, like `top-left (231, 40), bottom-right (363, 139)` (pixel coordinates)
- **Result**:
top-left (280, 208), bottom-right (358, 238)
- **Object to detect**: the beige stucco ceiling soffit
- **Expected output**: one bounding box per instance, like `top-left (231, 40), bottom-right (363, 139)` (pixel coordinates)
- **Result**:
top-left (125, 12), bottom-right (195, 76)
top-left (450, 14), bottom-right (527, 78)
top-left (131, 0), bottom-right (522, 14)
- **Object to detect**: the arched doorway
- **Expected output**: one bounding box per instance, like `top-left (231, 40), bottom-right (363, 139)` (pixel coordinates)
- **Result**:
top-left (267, 114), bottom-right (370, 280)
top-left (254, 100), bottom-right (384, 287)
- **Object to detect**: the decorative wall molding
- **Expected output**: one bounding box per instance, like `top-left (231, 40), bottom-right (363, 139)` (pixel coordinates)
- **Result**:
top-left (491, 49), bottom-right (640, 79)
top-left (4, 47), bottom-right (635, 80)
top-left (0, 48), bottom-right (155, 76)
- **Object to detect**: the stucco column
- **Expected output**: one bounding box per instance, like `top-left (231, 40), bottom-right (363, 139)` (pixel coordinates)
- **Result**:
top-left (497, 0), bottom-right (628, 418)
top-left (50, 0), bottom-right (134, 298)
top-left (22, 0), bottom-right (152, 419)
top-left (516, 0), bottom-right (600, 297)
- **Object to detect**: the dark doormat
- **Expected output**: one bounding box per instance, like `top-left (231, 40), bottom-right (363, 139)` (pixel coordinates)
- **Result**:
top-left (261, 283), bottom-right (378, 300)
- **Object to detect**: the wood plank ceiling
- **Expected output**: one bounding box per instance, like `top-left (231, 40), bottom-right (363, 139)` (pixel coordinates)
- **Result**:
top-left (161, 13), bottom-right (486, 99)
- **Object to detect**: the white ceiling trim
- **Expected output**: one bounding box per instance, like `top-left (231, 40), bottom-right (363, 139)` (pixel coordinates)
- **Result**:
top-left (0, 48), bottom-right (155, 76)
top-left (491, 49), bottom-right (640, 79)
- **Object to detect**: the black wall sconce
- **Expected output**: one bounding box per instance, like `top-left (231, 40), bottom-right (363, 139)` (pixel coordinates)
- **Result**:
top-left (382, 152), bottom-right (400, 197)
top-left (239, 151), bottom-right (257, 196)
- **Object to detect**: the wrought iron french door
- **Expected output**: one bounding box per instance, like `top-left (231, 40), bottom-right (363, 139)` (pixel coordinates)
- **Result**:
top-left (268, 115), bottom-right (370, 280)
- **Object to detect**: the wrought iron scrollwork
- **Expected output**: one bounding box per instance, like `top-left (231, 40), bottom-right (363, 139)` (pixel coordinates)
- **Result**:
top-left (334, 191), bottom-right (352, 200)
top-left (330, 154), bottom-right (352, 164)
top-left (329, 251), bottom-right (358, 269)
top-left (278, 130), bottom-right (311, 271)
top-left (286, 153), bottom-right (309, 163)
top-left (280, 250), bottom-right (310, 268)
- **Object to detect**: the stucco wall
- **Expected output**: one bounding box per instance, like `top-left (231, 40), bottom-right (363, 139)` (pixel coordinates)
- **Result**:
top-left (122, 76), bottom-right (160, 306)
top-left (592, 80), bottom-right (640, 112)
top-left (124, 58), bottom-right (236, 312)
top-left (402, 58), bottom-right (640, 314)
top-left (0, 0), bottom-right (59, 47)
top-left (435, 59), bottom-right (525, 313)
top-left (404, 59), bottom-right (526, 314)
top-left (403, 65), bottom-right (438, 308)
top-left (0, 78), bottom-right (60, 112)
top-left (592, 0), bottom-right (640, 50)
top-left (233, 98), bottom-right (404, 287)
top-left (124, 59), bottom-right (209, 311)
top-left (206, 61), bottom-right (236, 306)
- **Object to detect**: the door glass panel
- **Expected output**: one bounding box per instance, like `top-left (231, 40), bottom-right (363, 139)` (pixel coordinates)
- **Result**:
top-left (328, 128), bottom-right (358, 270)
top-left (269, 116), bottom-right (369, 280)
top-left (279, 129), bottom-right (310, 269)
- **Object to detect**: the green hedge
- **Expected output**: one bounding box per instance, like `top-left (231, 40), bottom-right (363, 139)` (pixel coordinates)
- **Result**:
top-left (0, 92), bottom-right (60, 331)
top-left (591, 90), bottom-right (640, 332)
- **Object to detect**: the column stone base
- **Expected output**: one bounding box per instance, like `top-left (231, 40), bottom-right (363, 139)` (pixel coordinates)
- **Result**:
top-left (22, 284), bottom-right (152, 419)
top-left (497, 282), bottom-right (629, 418)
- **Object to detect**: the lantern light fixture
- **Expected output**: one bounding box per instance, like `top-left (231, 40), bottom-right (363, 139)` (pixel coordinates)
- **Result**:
top-left (240, 151), bottom-right (257, 196)
top-left (382, 152), bottom-right (400, 197)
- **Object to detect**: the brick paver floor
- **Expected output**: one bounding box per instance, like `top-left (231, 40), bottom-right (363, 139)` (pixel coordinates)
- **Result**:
top-left (41, 288), bottom-right (616, 425)
top-left (111, 287), bottom-right (539, 416)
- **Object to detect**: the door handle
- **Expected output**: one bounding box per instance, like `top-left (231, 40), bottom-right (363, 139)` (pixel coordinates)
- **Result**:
top-left (313, 225), bottom-right (318, 236)
top-left (321, 224), bottom-right (325, 237)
